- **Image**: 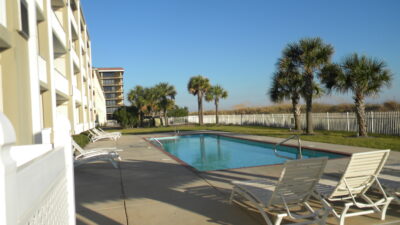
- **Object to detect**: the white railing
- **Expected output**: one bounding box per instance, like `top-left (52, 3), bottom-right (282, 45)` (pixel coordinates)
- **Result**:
top-left (0, 113), bottom-right (75, 225)
top-left (37, 55), bottom-right (47, 84)
top-left (169, 111), bottom-right (400, 136)
top-left (72, 86), bottom-right (82, 103)
top-left (51, 9), bottom-right (66, 48)
top-left (54, 69), bottom-right (69, 95)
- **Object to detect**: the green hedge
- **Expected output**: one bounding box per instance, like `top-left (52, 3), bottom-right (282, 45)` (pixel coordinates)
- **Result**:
top-left (72, 132), bottom-right (90, 148)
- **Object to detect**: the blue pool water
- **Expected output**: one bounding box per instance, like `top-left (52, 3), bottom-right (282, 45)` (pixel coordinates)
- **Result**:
top-left (151, 134), bottom-right (344, 171)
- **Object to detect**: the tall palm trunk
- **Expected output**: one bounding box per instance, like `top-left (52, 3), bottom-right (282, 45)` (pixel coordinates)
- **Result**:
top-left (163, 109), bottom-right (168, 126)
top-left (198, 93), bottom-right (203, 125)
top-left (291, 95), bottom-right (301, 131)
top-left (215, 100), bottom-right (219, 125)
top-left (354, 93), bottom-right (368, 137)
top-left (305, 72), bottom-right (314, 134)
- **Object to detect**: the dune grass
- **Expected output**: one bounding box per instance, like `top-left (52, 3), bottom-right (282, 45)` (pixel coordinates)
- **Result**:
top-left (112, 125), bottom-right (400, 151)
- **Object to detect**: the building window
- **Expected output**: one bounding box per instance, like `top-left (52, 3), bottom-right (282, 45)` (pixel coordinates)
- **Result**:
top-left (103, 80), bottom-right (115, 85)
top-left (19, 0), bottom-right (30, 38)
top-left (102, 72), bottom-right (117, 78)
top-left (106, 107), bottom-right (118, 114)
top-left (106, 100), bottom-right (116, 106)
top-left (106, 93), bottom-right (116, 99)
top-left (104, 86), bottom-right (116, 92)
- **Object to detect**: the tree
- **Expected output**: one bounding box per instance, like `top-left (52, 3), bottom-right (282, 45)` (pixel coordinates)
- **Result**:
top-left (269, 57), bottom-right (303, 130)
top-left (155, 82), bottom-right (177, 126)
top-left (187, 75), bottom-right (211, 125)
top-left (205, 85), bottom-right (228, 125)
top-left (285, 38), bottom-right (334, 134)
top-left (320, 53), bottom-right (392, 137)
top-left (128, 85), bottom-right (146, 127)
top-left (167, 105), bottom-right (189, 117)
top-left (113, 106), bottom-right (138, 128)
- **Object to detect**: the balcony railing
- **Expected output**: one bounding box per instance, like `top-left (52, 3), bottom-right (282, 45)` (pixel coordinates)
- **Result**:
top-left (51, 9), bottom-right (66, 50)
top-left (54, 69), bottom-right (69, 95)
top-left (38, 55), bottom-right (47, 84)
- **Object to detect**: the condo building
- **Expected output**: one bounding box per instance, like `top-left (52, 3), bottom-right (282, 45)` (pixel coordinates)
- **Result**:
top-left (95, 68), bottom-right (124, 120)
top-left (0, 0), bottom-right (107, 145)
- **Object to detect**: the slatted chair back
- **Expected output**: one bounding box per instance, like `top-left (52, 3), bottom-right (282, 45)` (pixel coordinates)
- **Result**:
top-left (72, 140), bottom-right (86, 155)
top-left (330, 150), bottom-right (390, 198)
top-left (268, 157), bottom-right (328, 206)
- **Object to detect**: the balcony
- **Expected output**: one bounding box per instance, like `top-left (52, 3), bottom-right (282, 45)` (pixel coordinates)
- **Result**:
top-left (37, 55), bottom-right (47, 84)
top-left (54, 69), bottom-right (69, 96)
top-left (71, 48), bottom-right (80, 67)
top-left (69, 7), bottom-right (78, 34)
top-left (83, 96), bottom-right (88, 106)
top-left (51, 10), bottom-right (66, 54)
top-left (72, 86), bottom-right (81, 103)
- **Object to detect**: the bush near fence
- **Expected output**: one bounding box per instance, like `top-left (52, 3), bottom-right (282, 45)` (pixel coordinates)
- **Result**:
top-left (169, 111), bottom-right (400, 136)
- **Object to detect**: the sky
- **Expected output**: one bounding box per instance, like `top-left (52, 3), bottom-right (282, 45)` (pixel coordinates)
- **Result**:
top-left (81, 0), bottom-right (400, 112)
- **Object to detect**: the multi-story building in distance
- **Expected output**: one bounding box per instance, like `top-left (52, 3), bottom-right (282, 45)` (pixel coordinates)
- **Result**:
top-left (0, 0), bottom-right (106, 144)
top-left (95, 68), bottom-right (124, 120)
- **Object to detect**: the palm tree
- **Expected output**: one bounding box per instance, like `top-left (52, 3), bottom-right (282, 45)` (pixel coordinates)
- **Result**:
top-left (285, 38), bottom-right (334, 134)
top-left (155, 82), bottom-right (177, 126)
top-left (320, 53), bottom-right (392, 137)
top-left (128, 85), bottom-right (146, 127)
top-left (188, 75), bottom-right (211, 125)
top-left (205, 85), bottom-right (228, 125)
top-left (269, 57), bottom-right (303, 131)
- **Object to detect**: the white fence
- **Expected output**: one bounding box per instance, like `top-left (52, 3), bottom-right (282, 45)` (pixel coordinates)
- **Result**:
top-left (169, 111), bottom-right (400, 135)
top-left (0, 113), bottom-right (75, 225)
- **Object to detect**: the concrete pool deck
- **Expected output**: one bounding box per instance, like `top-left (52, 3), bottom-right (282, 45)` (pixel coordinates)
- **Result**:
top-left (75, 131), bottom-right (400, 225)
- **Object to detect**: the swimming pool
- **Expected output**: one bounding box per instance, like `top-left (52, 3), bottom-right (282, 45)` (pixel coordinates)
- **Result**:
top-left (150, 134), bottom-right (345, 171)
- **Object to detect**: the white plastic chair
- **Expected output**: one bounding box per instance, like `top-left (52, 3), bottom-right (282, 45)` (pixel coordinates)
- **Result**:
top-left (230, 157), bottom-right (330, 225)
top-left (72, 140), bottom-right (122, 168)
top-left (379, 163), bottom-right (400, 204)
top-left (88, 129), bottom-right (119, 142)
top-left (315, 150), bottom-right (394, 225)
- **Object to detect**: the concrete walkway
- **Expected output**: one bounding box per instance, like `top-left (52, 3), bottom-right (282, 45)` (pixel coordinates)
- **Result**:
top-left (75, 131), bottom-right (400, 225)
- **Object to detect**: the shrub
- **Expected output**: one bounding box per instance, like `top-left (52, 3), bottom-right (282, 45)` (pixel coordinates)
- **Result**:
top-left (72, 133), bottom-right (90, 148)
top-left (113, 107), bottom-right (138, 128)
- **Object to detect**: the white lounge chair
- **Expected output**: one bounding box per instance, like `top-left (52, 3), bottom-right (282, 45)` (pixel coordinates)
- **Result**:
top-left (72, 140), bottom-right (122, 168)
top-left (379, 163), bottom-right (400, 204)
top-left (96, 127), bottom-right (122, 137)
top-left (88, 129), bottom-right (119, 142)
top-left (230, 157), bottom-right (330, 225)
top-left (315, 150), bottom-right (394, 225)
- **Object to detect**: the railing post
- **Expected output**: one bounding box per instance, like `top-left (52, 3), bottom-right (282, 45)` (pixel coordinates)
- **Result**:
top-left (54, 116), bottom-right (75, 225)
top-left (0, 113), bottom-right (18, 225)
top-left (346, 112), bottom-right (350, 132)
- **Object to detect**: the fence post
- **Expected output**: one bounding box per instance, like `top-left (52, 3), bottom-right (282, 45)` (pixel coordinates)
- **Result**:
top-left (272, 114), bottom-right (275, 127)
top-left (371, 111), bottom-right (374, 134)
top-left (327, 112), bottom-right (330, 131)
top-left (346, 112), bottom-right (350, 132)
top-left (240, 114), bottom-right (243, 126)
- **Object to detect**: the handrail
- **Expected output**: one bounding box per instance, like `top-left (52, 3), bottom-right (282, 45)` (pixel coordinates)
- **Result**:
top-left (274, 135), bottom-right (302, 160)
top-left (152, 138), bottom-right (163, 148)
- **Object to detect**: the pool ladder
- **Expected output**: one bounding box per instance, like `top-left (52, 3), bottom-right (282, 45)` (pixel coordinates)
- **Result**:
top-left (274, 135), bottom-right (302, 160)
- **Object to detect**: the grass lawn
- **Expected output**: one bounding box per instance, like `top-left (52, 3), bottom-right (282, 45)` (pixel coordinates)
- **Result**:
top-left (113, 125), bottom-right (400, 151)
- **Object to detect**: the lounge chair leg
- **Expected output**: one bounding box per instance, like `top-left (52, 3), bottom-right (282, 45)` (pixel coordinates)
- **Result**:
top-left (274, 214), bottom-right (285, 225)
top-left (380, 197), bottom-right (393, 220)
top-left (339, 203), bottom-right (352, 225)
